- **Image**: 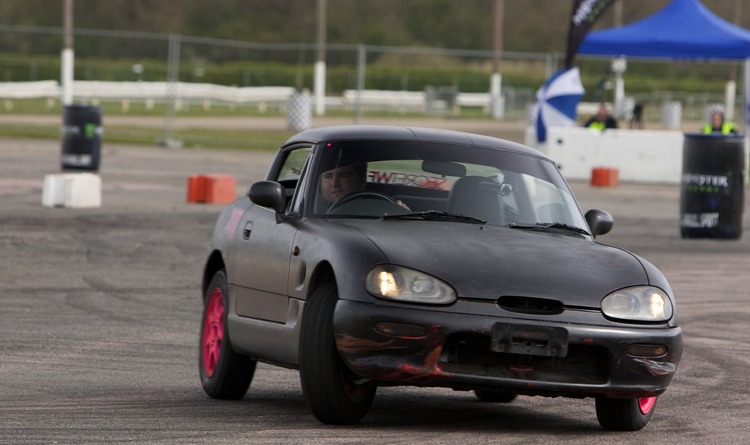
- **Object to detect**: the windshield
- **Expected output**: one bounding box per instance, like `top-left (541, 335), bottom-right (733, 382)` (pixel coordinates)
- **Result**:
top-left (309, 140), bottom-right (587, 231)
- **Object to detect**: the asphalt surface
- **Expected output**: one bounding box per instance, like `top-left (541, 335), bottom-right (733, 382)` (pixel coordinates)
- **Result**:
top-left (2, 131), bottom-right (750, 444)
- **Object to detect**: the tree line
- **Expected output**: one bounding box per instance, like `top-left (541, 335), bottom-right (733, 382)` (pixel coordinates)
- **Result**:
top-left (1, 0), bottom-right (746, 54)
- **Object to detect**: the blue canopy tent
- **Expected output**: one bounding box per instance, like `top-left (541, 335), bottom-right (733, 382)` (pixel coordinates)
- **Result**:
top-left (578, 0), bottom-right (750, 131)
top-left (579, 0), bottom-right (750, 60)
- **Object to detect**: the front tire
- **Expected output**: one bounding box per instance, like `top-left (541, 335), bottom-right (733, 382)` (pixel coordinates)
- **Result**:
top-left (299, 284), bottom-right (376, 424)
top-left (595, 396), bottom-right (657, 431)
top-left (199, 270), bottom-right (256, 399)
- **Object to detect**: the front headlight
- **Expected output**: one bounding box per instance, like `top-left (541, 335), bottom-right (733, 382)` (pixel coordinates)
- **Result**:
top-left (601, 286), bottom-right (673, 322)
top-left (365, 265), bottom-right (456, 305)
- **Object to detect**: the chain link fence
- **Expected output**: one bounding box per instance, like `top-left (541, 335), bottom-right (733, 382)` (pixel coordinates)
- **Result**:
top-left (0, 23), bottom-right (742, 128)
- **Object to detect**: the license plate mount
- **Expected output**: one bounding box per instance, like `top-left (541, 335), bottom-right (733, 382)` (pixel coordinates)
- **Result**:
top-left (491, 323), bottom-right (568, 357)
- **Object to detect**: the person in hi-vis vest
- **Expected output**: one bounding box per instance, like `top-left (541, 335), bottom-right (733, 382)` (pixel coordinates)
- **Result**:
top-left (584, 103), bottom-right (618, 130)
top-left (702, 110), bottom-right (736, 135)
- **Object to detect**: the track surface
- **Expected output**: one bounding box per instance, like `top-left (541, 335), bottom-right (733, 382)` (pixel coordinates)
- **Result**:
top-left (2, 133), bottom-right (749, 444)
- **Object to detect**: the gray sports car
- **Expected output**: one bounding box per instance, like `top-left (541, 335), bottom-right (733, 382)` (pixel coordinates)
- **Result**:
top-left (199, 125), bottom-right (682, 430)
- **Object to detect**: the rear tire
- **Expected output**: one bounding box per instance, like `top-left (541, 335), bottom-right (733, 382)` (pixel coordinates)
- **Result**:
top-left (473, 389), bottom-right (517, 403)
top-left (299, 284), bottom-right (376, 424)
top-left (199, 270), bottom-right (256, 399)
top-left (595, 396), bottom-right (657, 431)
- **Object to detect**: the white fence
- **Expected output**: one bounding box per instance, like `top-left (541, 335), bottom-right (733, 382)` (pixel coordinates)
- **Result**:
top-left (0, 80), bottom-right (297, 110)
top-left (0, 81), bottom-right (502, 114)
top-left (0, 81), bottom-right (60, 99)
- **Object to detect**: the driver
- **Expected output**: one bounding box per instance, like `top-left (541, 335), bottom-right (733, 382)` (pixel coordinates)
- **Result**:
top-left (320, 163), bottom-right (367, 207)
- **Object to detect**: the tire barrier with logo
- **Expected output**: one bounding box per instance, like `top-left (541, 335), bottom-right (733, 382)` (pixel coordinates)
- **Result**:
top-left (680, 133), bottom-right (745, 239)
top-left (61, 105), bottom-right (103, 171)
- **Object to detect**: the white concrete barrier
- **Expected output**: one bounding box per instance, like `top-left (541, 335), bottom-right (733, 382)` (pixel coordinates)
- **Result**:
top-left (42, 173), bottom-right (102, 208)
top-left (533, 127), bottom-right (685, 184)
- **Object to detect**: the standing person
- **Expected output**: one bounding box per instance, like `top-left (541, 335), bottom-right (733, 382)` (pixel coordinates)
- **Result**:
top-left (702, 110), bottom-right (736, 134)
top-left (584, 103), bottom-right (618, 130)
top-left (629, 103), bottom-right (644, 129)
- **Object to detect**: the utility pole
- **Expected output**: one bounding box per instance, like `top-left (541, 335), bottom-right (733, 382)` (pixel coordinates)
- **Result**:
top-left (613, 0), bottom-right (623, 27)
top-left (61, 0), bottom-right (74, 105)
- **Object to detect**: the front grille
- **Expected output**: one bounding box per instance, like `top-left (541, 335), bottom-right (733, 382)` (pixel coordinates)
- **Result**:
top-left (497, 295), bottom-right (564, 315)
top-left (440, 334), bottom-right (608, 385)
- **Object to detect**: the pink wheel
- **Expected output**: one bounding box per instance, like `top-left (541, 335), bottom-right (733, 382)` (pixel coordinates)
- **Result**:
top-left (639, 396), bottom-right (657, 415)
top-left (201, 288), bottom-right (224, 378)
top-left (199, 270), bottom-right (255, 399)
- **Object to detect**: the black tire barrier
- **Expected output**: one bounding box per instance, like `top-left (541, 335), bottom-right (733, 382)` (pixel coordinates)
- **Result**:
top-left (61, 105), bottom-right (102, 171)
top-left (680, 133), bottom-right (745, 239)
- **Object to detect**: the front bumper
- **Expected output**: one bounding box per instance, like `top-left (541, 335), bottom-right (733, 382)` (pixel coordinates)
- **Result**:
top-left (333, 300), bottom-right (683, 399)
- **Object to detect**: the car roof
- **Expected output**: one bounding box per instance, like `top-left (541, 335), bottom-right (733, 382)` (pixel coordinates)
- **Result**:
top-left (282, 125), bottom-right (546, 159)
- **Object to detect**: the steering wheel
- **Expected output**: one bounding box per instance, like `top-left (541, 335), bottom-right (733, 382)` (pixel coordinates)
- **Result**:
top-left (326, 191), bottom-right (395, 214)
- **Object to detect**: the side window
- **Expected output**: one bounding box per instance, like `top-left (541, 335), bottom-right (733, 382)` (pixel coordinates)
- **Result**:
top-left (275, 146), bottom-right (312, 214)
top-left (278, 147), bottom-right (312, 183)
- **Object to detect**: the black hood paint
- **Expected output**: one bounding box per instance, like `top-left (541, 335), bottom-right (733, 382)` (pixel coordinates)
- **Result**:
top-left (338, 219), bottom-right (648, 307)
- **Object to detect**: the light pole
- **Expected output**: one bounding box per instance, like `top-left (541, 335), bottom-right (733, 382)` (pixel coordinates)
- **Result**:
top-left (61, 0), bottom-right (74, 105)
top-left (161, 33), bottom-right (181, 147)
top-left (726, 0), bottom-right (742, 120)
top-left (490, 0), bottom-right (504, 119)
top-left (314, 0), bottom-right (327, 116)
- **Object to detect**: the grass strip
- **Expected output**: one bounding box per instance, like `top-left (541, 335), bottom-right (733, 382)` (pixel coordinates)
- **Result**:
top-left (0, 122), bottom-right (294, 151)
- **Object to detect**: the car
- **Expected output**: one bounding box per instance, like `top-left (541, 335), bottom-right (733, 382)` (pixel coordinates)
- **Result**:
top-left (198, 125), bottom-right (683, 431)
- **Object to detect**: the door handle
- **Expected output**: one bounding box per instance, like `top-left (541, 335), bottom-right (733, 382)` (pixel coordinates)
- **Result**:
top-left (242, 221), bottom-right (253, 240)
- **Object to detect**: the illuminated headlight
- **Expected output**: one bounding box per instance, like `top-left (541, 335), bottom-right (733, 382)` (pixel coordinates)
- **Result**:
top-left (601, 286), bottom-right (673, 322)
top-left (365, 265), bottom-right (456, 305)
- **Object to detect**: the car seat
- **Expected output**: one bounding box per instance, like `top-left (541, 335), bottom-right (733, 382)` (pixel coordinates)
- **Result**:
top-left (446, 176), bottom-right (504, 225)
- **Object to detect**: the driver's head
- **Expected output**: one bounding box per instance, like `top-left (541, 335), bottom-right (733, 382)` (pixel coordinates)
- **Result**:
top-left (320, 163), bottom-right (366, 205)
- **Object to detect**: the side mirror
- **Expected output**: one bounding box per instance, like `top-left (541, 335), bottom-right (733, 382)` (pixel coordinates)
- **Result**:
top-left (585, 209), bottom-right (614, 238)
top-left (248, 181), bottom-right (286, 214)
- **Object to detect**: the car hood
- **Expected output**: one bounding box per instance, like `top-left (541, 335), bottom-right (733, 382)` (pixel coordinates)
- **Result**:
top-left (341, 219), bottom-right (648, 307)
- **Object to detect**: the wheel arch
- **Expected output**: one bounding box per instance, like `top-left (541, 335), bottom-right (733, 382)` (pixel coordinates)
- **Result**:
top-left (307, 260), bottom-right (336, 300)
top-left (202, 250), bottom-right (226, 300)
